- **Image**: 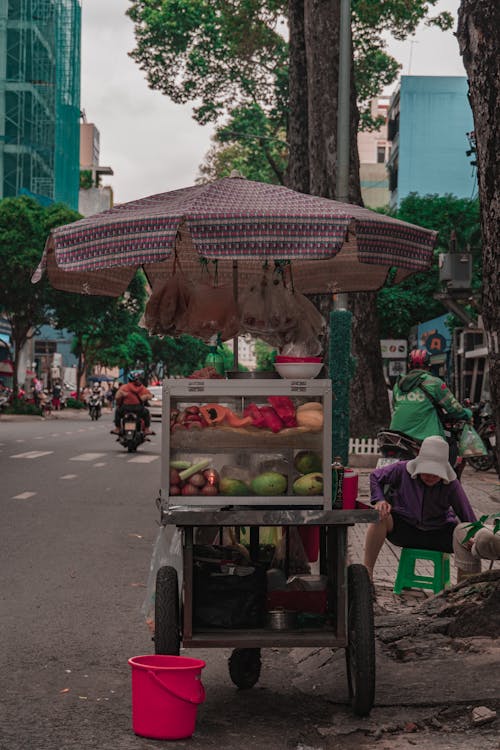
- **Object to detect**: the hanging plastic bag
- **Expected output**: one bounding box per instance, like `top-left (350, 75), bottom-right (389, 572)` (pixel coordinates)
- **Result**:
top-left (144, 273), bottom-right (192, 335)
top-left (240, 271), bottom-right (298, 347)
top-left (458, 423), bottom-right (488, 457)
top-left (280, 291), bottom-right (325, 356)
top-left (141, 525), bottom-right (183, 632)
top-left (176, 284), bottom-right (240, 342)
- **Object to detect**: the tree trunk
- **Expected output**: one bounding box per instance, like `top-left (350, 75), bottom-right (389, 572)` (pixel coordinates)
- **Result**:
top-left (10, 320), bottom-right (30, 398)
top-left (286, 0), bottom-right (390, 436)
top-left (303, 0), bottom-right (340, 199)
top-left (457, 0), bottom-right (500, 469)
top-left (349, 292), bottom-right (391, 434)
top-left (285, 0), bottom-right (310, 193)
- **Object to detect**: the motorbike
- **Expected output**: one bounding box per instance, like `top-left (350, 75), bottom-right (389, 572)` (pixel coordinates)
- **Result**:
top-left (377, 418), bottom-right (468, 479)
top-left (88, 393), bottom-right (102, 421)
top-left (0, 389), bottom-right (11, 412)
top-left (117, 410), bottom-right (146, 452)
top-left (467, 402), bottom-right (498, 473)
top-left (88, 394), bottom-right (102, 420)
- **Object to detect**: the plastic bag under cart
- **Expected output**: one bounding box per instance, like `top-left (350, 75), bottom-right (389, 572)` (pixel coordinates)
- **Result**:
top-left (142, 525), bottom-right (183, 632)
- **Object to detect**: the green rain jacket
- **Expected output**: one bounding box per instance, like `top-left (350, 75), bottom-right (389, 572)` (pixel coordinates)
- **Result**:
top-left (390, 369), bottom-right (471, 441)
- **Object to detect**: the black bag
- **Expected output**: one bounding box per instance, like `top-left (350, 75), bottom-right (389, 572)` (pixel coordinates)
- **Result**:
top-left (193, 560), bottom-right (267, 629)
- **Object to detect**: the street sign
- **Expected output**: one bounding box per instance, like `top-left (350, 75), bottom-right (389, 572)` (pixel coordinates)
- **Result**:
top-left (380, 339), bottom-right (407, 359)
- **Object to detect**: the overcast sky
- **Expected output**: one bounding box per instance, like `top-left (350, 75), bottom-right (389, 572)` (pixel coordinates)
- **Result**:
top-left (81, 0), bottom-right (466, 205)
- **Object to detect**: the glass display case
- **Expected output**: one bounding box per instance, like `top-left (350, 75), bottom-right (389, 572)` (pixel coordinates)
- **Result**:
top-left (161, 379), bottom-right (332, 509)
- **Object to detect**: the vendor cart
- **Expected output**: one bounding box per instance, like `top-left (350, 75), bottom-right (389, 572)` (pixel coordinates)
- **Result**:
top-left (153, 377), bottom-right (379, 717)
top-left (33, 175), bottom-right (435, 719)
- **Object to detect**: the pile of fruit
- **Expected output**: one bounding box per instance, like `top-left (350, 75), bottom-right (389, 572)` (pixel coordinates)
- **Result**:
top-left (169, 460), bottom-right (220, 496)
top-left (170, 399), bottom-right (324, 434)
top-left (292, 451), bottom-right (323, 495)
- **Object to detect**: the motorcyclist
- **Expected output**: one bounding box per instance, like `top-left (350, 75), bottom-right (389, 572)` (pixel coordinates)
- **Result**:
top-left (90, 382), bottom-right (102, 401)
top-left (390, 349), bottom-right (472, 441)
top-left (111, 373), bottom-right (154, 435)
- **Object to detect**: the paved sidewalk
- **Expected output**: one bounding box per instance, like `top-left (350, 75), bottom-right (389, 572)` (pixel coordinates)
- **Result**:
top-left (0, 407), bottom-right (112, 421)
top-left (348, 465), bottom-right (500, 608)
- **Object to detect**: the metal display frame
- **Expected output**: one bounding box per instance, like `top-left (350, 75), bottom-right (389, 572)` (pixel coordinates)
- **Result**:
top-left (161, 379), bottom-right (333, 509)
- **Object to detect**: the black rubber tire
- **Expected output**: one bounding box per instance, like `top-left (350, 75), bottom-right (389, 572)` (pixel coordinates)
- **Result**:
top-left (228, 648), bottom-right (261, 689)
top-left (154, 566), bottom-right (180, 655)
top-left (468, 449), bottom-right (494, 472)
top-left (345, 564), bottom-right (376, 717)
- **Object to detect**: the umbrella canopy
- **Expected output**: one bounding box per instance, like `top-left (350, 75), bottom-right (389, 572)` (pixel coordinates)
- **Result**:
top-left (33, 176), bottom-right (437, 296)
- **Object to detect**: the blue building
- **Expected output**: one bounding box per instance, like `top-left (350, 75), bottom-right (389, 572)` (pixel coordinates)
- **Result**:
top-left (387, 76), bottom-right (475, 208)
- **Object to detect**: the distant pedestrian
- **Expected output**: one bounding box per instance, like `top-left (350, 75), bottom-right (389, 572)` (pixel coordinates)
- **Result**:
top-left (51, 380), bottom-right (62, 410)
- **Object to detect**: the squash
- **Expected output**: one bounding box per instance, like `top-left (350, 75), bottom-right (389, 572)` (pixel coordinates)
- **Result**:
top-left (296, 402), bottom-right (324, 430)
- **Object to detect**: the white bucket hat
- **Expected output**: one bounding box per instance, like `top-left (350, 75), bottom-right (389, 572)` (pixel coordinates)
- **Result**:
top-left (406, 436), bottom-right (456, 483)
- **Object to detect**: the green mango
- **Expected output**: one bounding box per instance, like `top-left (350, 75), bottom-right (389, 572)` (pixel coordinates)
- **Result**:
top-left (292, 472), bottom-right (324, 496)
top-left (294, 450), bottom-right (322, 474)
top-left (219, 477), bottom-right (251, 496)
top-left (250, 472), bottom-right (287, 496)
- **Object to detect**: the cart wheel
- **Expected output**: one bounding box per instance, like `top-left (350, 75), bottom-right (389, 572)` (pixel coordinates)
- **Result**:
top-left (154, 566), bottom-right (180, 655)
top-left (345, 564), bottom-right (375, 716)
top-left (228, 648), bottom-right (261, 689)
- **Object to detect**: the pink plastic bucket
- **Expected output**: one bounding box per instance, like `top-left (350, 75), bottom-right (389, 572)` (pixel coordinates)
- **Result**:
top-left (342, 469), bottom-right (359, 509)
top-left (129, 655), bottom-right (206, 740)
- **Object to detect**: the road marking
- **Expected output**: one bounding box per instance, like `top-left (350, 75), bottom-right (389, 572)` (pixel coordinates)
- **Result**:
top-left (60, 474), bottom-right (78, 480)
top-left (93, 462), bottom-right (106, 467)
top-left (127, 455), bottom-right (159, 464)
top-left (70, 453), bottom-right (106, 461)
top-left (12, 492), bottom-right (36, 500)
top-left (35, 436), bottom-right (44, 439)
top-left (11, 450), bottom-right (54, 459)
top-left (15, 439), bottom-right (25, 443)
top-left (51, 433), bottom-right (58, 437)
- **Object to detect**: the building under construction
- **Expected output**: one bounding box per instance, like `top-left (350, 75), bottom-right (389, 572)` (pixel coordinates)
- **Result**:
top-left (0, 0), bottom-right (81, 210)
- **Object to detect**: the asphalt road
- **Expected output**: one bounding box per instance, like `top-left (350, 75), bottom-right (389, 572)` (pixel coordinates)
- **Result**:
top-left (1, 415), bottom-right (498, 750)
top-left (0, 416), bottom-right (354, 750)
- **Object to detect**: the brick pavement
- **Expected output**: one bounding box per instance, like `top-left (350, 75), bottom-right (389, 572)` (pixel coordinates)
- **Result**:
top-left (347, 464), bottom-right (499, 609)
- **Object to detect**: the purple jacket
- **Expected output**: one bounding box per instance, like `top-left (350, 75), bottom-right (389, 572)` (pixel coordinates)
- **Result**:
top-left (370, 461), bottom-right (476, 530)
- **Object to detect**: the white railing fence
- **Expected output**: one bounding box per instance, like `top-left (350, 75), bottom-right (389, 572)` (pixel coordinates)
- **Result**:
top-left (349, 437), bottom-right (379, 455)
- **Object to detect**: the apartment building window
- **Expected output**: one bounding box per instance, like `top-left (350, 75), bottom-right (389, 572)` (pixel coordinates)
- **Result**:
top-left (377, 145), bottom-right (386, 164)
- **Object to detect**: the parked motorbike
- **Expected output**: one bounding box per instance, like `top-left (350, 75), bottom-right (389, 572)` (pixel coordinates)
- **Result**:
top-left (88, 393), bottom-right (102, 421)
top-left (467, 402), bottom-right (498, 473)
top-left (117, 411), bottom-right (146, 452)
top-left (377, 418), bottom-right (467, 479)
top-left (0, 389), bottom-right (11, 411)
top-left (376, 430), bottom-right (422, 467)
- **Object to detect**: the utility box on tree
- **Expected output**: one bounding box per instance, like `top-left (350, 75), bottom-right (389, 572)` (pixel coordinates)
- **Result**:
top-left (439, 252), bottom-right (472, 289)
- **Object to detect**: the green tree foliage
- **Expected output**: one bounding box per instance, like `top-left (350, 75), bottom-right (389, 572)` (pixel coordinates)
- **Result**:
top-left (254, 339), bottom-right (277, 371)
top-left (128, 0), bottom-right (452, 175)
top-left (377, 194), bottom-right (481, 337)
top-left (198, 105), bottom-right (287, 184)
top-left (0, 196), bottom-right (80, 393)
top-left (146, 334), bottom-right (210, 377)
top-left (50, 273), bottom-right (148, 397)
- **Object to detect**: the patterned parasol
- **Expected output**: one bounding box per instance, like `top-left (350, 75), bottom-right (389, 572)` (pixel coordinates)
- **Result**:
top-left (32, 176), bottom-right (437, 296)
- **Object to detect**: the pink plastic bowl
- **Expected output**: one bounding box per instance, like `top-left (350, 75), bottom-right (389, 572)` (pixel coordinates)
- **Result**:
top-left (275, 356), bottom-right (323, 364)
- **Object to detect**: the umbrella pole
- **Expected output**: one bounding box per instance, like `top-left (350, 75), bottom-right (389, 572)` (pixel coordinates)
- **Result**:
top-left (232, 260), bottom-right (239, 371)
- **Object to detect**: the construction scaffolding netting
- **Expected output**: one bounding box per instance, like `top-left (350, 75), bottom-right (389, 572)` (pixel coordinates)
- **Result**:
top-left (0, 0), bottom-right (81, 209)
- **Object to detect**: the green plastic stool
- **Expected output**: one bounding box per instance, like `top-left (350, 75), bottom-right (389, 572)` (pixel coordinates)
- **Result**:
top-left (393, 548), bottom-right (451, 595)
